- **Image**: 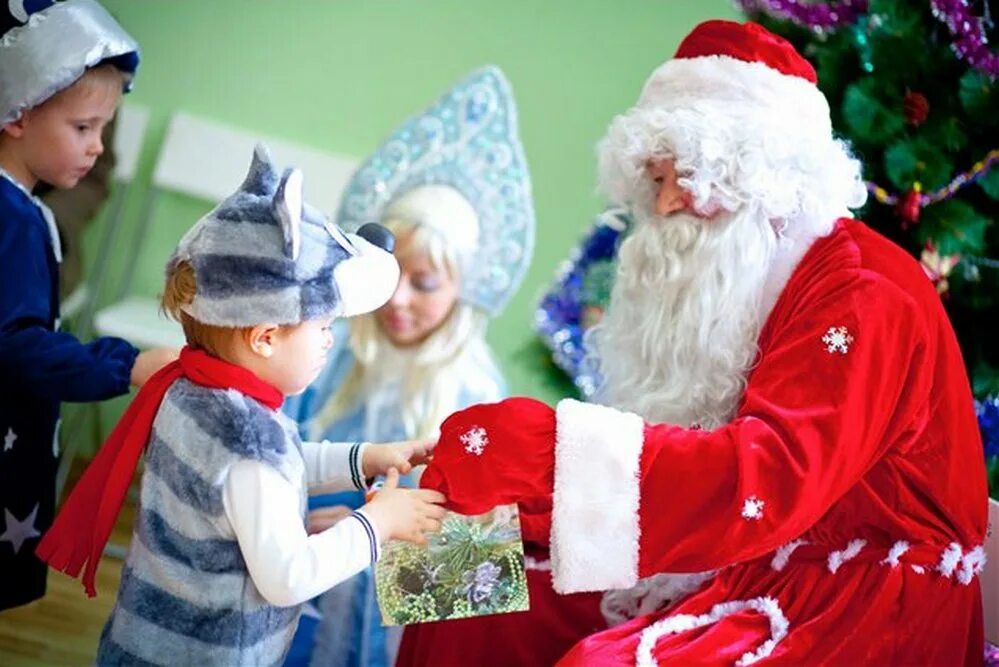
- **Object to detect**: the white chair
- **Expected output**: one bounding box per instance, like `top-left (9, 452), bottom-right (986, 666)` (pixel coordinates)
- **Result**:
top-left (92, 111), bottom-right (358, 350)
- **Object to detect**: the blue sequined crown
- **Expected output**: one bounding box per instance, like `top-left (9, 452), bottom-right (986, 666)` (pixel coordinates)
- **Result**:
top-left (336, 66), bottom-right (535, 317)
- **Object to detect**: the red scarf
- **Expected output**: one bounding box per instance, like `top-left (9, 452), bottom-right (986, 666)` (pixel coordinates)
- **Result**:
top-left (36, 346), bottom-right (283, 597)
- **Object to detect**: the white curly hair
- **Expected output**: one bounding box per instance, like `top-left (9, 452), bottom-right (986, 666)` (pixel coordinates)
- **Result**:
top-left (589, 53), bottom-right (868, 429)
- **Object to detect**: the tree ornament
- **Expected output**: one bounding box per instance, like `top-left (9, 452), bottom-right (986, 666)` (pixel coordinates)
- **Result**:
top-left (904, 90), bottom-right (930, 126)
top-left (920, 242), bottom-right (961, 296)
top-left (896, 183), bottom-right (923, 227)
top-left (850, 20), bottom-right (875, 73)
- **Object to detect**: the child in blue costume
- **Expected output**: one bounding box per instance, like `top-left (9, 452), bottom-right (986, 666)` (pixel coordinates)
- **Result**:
top-left (282, 66), bottom-right (535, 667)
top-left (0, 0), bottom-right (176, 610)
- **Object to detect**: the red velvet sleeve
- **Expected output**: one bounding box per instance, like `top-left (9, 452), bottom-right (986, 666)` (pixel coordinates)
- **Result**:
top-left (549, 270), bottom-right (933, 594)
top-left (635, 272), bottom-right (930, 575)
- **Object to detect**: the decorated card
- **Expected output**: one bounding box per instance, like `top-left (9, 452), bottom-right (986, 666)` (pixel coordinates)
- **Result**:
top-left (374, 504), bottom-right (529, 625)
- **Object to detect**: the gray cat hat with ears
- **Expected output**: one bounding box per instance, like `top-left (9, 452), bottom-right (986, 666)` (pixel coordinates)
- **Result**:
top-left (168, 144), bottom-right (400, 327)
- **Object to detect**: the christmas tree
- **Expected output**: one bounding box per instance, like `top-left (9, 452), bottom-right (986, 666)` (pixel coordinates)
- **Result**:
top-left (536, 1), bottom-right (998, 494)
top-left (737, 0), bottom-right (998, 491)
top-left (737, 0), bottom-right (997, 391)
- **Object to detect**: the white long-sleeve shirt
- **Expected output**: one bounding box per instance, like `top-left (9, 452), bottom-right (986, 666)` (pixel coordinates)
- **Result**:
top-left (222, 440), bottom-right (381, 607)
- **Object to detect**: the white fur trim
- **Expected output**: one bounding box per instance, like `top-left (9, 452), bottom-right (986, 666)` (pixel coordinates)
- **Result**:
top-left (880, 540), bottom-right (910, 568)
top-left (957, 546), bottom-right (987, 585)
top-left (523, 556), bottom-right (551, 572)
top-left (770, 539), bottom-right (808, 572)
top-left (601, 572), bottom-right (715, 628)
top-left (937, 542), bottom-right (963, 578)
top-left (638, 55), bottom-right (830, 133)
top-left (827, 539), bottom-right (867, 574)
top-left (551, 398), bottom-right (644, 594)
top-left (911, 564), bottom-right (926, 574)
top-left (635, 596), bottom-right (789, 667)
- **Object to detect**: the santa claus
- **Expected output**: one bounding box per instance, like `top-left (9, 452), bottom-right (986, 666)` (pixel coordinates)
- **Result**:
top-left (420, 19), bottom-right (989, 665)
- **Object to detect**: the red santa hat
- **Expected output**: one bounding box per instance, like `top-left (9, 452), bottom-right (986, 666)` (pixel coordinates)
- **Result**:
top-left (673, 20), bottom-right (816, 83)
top-left (597, 19), bottom-right (855, 221)
top-left (637, 20), bottom-right (832, 147)
top-left (637, 20), bottom-right (829, 136)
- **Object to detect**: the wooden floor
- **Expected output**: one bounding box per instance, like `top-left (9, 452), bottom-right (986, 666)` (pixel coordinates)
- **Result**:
top-left (0, 468), bottom-right (136, 667)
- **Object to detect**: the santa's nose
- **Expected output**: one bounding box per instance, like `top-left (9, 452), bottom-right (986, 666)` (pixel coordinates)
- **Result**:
top-left (654, 182), bottom-right (688, 216)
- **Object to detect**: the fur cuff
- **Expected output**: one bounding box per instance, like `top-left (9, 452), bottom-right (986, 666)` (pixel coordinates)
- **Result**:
top-left (551, 398), bottom-right (644, 593)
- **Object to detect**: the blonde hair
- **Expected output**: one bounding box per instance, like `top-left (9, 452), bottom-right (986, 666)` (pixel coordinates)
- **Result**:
top-left (161, 260), bottom-right (252, 357)
top-left (1, 64), bottom-right (124, 141)
top-left (312, 219), bottom-right (499, 440)
top-left (47, 63), bottom-right (125, 109)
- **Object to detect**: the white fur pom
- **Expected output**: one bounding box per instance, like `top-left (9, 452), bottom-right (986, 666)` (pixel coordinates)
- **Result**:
top-left (827, 539), bottom-right (866, 574)
top-left (937, 542), bottom-right (963, 578)
top-left (957, 546), bottom-right (987, 585)
top-left (880, 540), bottom-right (910, 568)
top-left (771, 539), bottom-right (808, 572)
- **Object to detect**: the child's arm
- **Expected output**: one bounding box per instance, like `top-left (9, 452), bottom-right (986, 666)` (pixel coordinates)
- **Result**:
top-left (300, 439), bottom-right (434, 491)
top-left (299, 440), bottom-right (369, 492)
top-left (0, 224), bottom-right (138, 401)
top-left (223, 463), bottom-right (446, 608)
top-left (223, 460), bottom-right (380, 607)
top-left (0, 317), bottom-right (139, 402)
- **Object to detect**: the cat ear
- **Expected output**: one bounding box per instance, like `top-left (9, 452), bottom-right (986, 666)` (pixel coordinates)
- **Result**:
top-left (274, 168), bottom-right (303, 260)
top-left (242, 143), bottom-right (279, 195)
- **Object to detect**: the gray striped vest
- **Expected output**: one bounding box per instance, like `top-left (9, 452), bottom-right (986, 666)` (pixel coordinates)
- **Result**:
top-left (97, 379), bottom-right (306, 666)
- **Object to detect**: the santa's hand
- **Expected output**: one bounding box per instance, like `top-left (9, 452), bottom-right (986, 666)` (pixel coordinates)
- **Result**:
top-left (419, 397), bottom-right (557, 515)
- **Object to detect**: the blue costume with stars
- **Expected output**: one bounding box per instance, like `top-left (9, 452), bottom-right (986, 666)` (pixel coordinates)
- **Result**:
top-left (0, 0), bottom-right (139, 609)
top-left (0, 172), bottom-right (137, 609)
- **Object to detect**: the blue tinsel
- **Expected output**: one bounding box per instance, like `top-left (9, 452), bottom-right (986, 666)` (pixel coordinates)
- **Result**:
top-left (977, 397), bottom-right (999, 458)
top-left (534, 209), bottom-right (630, 397)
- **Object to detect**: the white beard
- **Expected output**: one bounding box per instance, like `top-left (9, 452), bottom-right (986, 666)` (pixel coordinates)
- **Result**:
top-left (591, 205), bottom-right (790, 428)
top-left (591, 204), bottom-right (822, 626)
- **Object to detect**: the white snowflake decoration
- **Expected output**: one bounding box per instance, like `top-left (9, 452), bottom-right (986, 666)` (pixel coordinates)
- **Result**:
top-left (821, 326), bottom-right (854, 354)
top-left (741, 495), bottom-right (765, 521)
top-left (460, 426), bottom-right (489, 456)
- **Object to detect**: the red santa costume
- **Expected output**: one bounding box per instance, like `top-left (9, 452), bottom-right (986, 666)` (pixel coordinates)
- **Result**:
top-left (420, 20), bottom-right (989, 666)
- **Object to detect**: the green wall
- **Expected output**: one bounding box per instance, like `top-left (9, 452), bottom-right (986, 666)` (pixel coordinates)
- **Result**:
top-left (88, 0), bottom-right (739, 403)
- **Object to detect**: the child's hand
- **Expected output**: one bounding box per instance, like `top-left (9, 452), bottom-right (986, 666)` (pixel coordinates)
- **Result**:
top-left (362, 468), bottom-right (446, 544)
top-left (361, 438), bottom-right (435, 478)
top-left (131, 347), bottom-right (181, 387)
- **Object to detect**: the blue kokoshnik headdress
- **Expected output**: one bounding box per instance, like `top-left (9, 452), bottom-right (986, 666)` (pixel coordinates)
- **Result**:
top-left (335, 66), bottom-right (535, 317)
top-left (1, 0), bottom-right (139, 125)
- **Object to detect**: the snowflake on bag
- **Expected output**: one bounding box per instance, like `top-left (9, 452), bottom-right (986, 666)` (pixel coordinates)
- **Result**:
top-left (821, 326), bottom-right (854, 354)
top-left (460, 426), bottom-right (489, 456)
top-left (741, 495), bottom-right (765, 521)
